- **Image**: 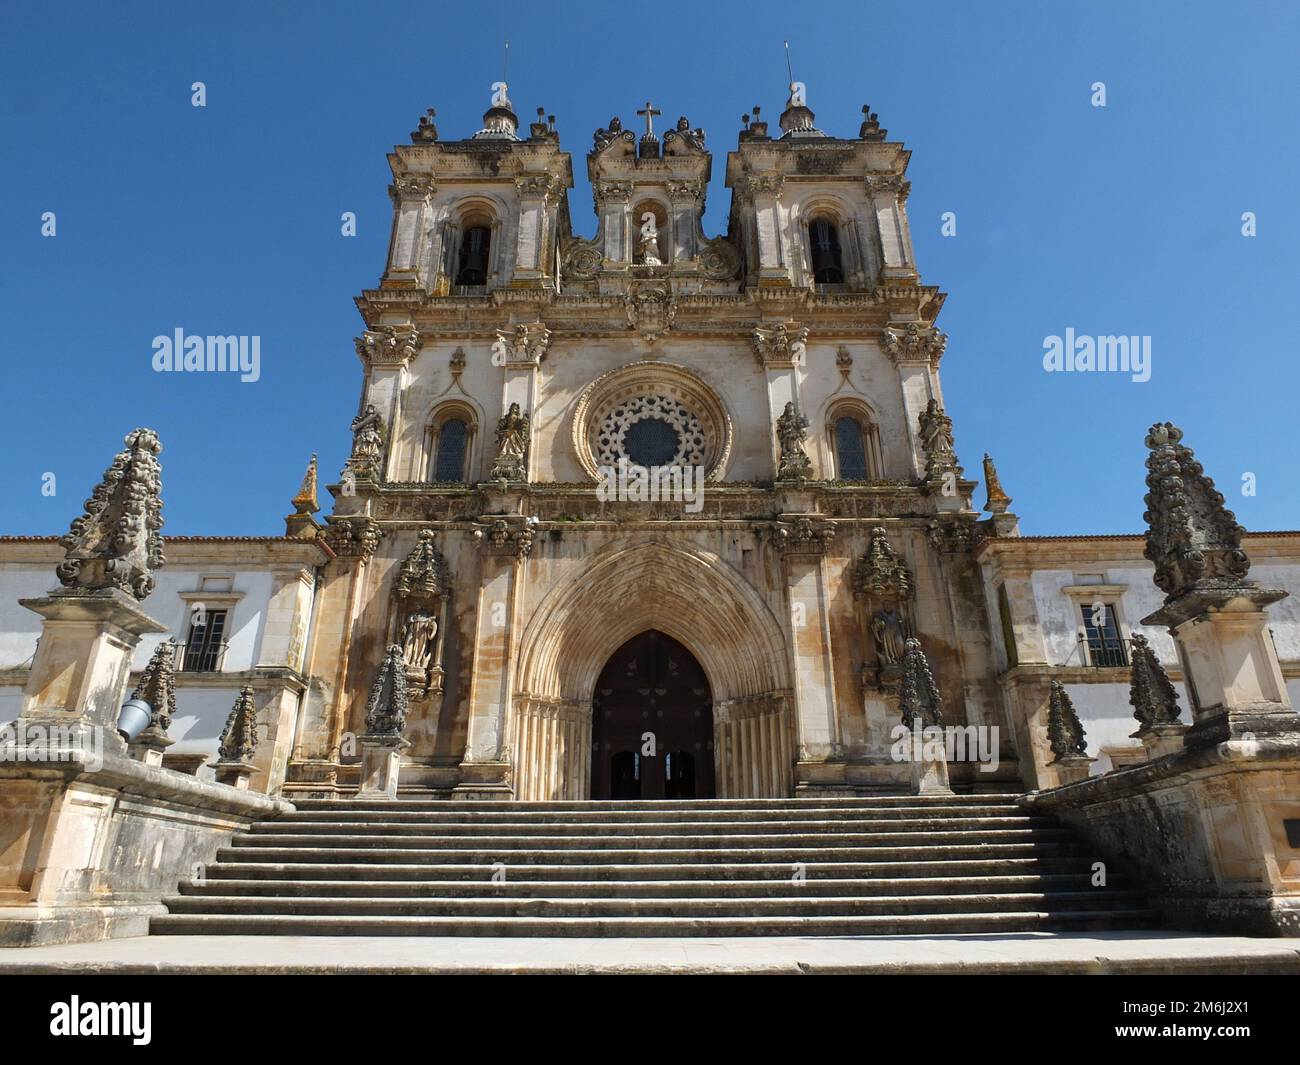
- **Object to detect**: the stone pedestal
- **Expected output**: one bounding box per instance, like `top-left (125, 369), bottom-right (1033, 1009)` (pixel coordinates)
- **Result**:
top-left (17, 590), bottom-right (168, 758)
top-left (1049, 754), bottom-right (1095, 785)
top-left (356, 734), bottom-right (410, 799)
top-left (1143, 588), bottom-right (1299, 750)
top-left (1137, 723), bottom-right (1188, 760)
top-left (451, 760), bottom-right (515, 800)
top-left (128, 727), bottom-right (173, 767)
top-left (908, 732), bottom-right (953, 795)
top-left (213, 760), bottom-right (258, 790)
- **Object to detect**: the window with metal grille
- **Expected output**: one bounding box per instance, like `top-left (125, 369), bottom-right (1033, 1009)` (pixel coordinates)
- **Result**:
top-left (834, 416), bottom-right (869, 479)
top-left (183, 608), bottom-right (228, 672)
top-left (1080, 602), bottom-right (1127, 666)
top-left (432, 418), bottom-right (468, 482)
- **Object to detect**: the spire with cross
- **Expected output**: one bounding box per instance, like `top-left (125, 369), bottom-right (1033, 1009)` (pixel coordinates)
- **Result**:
top-left (636, 100), bottom-right (662, 158)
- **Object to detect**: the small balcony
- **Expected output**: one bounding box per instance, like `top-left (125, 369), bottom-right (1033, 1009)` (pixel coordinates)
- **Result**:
top-left (1077, 635), bottom-right (1131, 669)
top-left (174, 640), bottom-right (230, 674)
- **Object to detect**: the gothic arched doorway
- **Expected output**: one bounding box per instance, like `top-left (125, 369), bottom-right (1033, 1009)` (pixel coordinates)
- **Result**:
top-left (590, 630), bottom-right (714, 800)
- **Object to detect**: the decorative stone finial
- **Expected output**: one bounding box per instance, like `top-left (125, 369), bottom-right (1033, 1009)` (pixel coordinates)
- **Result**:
top-left (1127, 633), bottom-right (1182, 733)
top-left (411, 107), bottom-right (438, 142)
top-left (1046, 681), bottom-right (1088, 761)
top-left (364, 645), bottom-right (409, 738)
top-left (982, 453), bottom-right (1012, 513)
top-left (291, 454), bottom-right (319, 516)
top-left (56, 427), bottom-right (165, 601)
top-left (217, 686), bottom-right (259, 764)
top-left (779, 82), bottom-right (823, 138)
top-left (899, 638), bottom-right (943, 728)
top-left (1142, 421), bottom-right (1251, 602)
top-left (130, 638), bottom-right (178, 740)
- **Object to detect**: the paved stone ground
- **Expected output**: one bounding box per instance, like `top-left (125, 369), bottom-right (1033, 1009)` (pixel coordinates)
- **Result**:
top-left (1, 931), bottom-right (1298, 974)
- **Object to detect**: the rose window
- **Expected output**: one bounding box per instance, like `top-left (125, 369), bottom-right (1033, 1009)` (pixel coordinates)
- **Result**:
top-left (595, 395), bottom-right (706, 469)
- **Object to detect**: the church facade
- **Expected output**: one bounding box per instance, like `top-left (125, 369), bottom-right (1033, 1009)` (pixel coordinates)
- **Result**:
top-left (5, 84), bottom-right (1300, 807)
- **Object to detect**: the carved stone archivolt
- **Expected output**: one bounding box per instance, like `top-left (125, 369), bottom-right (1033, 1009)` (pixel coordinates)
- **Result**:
top-left (391, 529), bottom-right (449, 700)
top-left (572, 361), bottom-right (733, 483)
top-left (56, 427), bottom-right (166, 601)
top-left (853, 527), bottom-right (915, 691)
top-left (1142, 422), bottom-right (1251, 602)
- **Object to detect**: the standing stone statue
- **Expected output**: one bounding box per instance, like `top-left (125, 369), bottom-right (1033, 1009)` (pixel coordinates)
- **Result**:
top-left (638, 212), bottom-right (662, 265)
top-left (918, 398), bottom-right (959, 481)
top-left (401, 610), bottom-right (438, 674)
top-left (346, 404), bottom-right (386, 480)
top-left (871, 606), bottom-right (909, 665)
top-left (775, 402), bottom-right (812, 481)
top-left (489, 402), bottom-right (531, 480)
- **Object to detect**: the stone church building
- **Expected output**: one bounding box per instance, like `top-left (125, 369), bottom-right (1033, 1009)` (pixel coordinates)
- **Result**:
top-left (4, 84), bottom-right (1300, 805)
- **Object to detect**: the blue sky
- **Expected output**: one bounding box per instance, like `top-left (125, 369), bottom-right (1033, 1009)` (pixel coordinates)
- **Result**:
top-left (2, 0), bottom-right (1297, 536)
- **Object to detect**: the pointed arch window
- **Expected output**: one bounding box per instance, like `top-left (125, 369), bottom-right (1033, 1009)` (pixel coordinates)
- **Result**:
top-left (809, 216), bottom-right (844, 284)
top-left (827, 407), bottom-right (881, 481)
top-left (430, 416), bottom-right (470, 482)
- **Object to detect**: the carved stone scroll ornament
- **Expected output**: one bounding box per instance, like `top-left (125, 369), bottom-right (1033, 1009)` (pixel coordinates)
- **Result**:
top-left (698, 236), bottom-right (741, 281)
top-left (488, 403), bottom-right (531, 481)
top-left (775, 402), bottom-right (813, 481)
top-left (562, 237), bottom-right (603, 281)
top-left (56, 427), bottom-right (166, 601)
top-left (1142, 421), bottom-right (1251, 602)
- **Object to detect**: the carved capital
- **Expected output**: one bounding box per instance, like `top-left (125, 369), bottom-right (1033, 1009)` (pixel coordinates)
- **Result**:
top-left (355, 323), bottom-right (422, 368)
top-left (388, 174), bottom-right (436, 203)
top-left (323, 517), bottom-right (383, 561)
top-left (472, 518), bottom-right (536, 560)
top-left (881, 323), bottom-right (946, 367)
top-left (493, 322), bottom-right (551, 367)
top-left (751, 323), bottom-right (808, 368)
top-left (763, 516), bottom-right (836, 558)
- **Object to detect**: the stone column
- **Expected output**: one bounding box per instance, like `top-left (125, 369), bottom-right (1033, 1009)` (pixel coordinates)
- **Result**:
top-left (384, 175), bottom-right (436, 288)
top-left (866, 174), bottom-right (916, 282)
top-left (512, 174), bottom-right (561, 286)
top-left (766, 516), bottom-right (842, 795)
top-left (740, 173), bottom-right (789, 286)
top-left (454, 517), bottom-right (535, 799)
top-left (1139, 423), bottom-right (1299, 751)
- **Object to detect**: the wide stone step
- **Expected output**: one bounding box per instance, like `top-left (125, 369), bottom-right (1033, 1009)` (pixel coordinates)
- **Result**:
top-left (246, 815), bottom-right (1050, 838)
top-left (162, 889), bottom-right (1145, 920)
top-left (229, 828), bottom-right (1073, 851)
top-left (270, 804), bottom-right (1027, 826)
top-left (216, 841), bottom-right (1087, 866)
top-left (178, 872), bottom-right (1123, 899)
top-left (199, 856), bottom-right (1098, 882)
top-left (289, 796), bottom-right (1024, 814)
top-left (149, 908), bottom-right (1158, 937)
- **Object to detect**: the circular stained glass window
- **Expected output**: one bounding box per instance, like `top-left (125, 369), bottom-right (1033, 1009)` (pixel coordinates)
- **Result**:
top-left (623, 417), bottom-right (681, 467)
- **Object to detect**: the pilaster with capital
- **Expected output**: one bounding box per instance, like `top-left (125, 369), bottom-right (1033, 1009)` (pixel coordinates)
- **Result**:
top-left (865, 173), bottom-right (917, 281)
top-left (384, 174), bottom-right (436, 287)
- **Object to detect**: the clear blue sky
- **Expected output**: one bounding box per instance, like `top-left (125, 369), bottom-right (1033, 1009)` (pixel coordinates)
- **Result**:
top-left (2, 0), bottom-right (1297, 536)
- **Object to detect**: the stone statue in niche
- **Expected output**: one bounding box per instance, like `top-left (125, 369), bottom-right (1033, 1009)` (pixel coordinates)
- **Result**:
top-left (871, 606), bottom-right (909, 665)
top-left (401, 610), bottom-right (438, 675)
top-left (638, 212), bottom-right (662, 266)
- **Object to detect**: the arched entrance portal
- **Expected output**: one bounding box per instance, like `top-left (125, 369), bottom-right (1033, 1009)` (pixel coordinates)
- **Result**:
top-left (590, 631), bottom-right (714, 800)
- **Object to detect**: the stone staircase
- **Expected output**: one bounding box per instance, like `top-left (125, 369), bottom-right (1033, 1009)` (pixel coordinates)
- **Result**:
top-left (152, 795), bottom-right (1157, 937)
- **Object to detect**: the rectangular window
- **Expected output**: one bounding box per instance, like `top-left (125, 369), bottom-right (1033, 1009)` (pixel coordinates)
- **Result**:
top-left (1080, 602), bottom-right (1127, 667)
top-left (183, 608), bottom-right (228, 672)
